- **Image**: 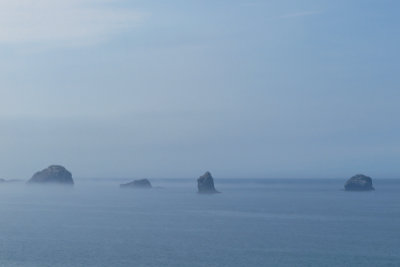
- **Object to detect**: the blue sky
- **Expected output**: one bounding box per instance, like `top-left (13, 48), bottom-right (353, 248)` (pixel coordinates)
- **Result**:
top-left (0, 0), bottom-right (399, 179)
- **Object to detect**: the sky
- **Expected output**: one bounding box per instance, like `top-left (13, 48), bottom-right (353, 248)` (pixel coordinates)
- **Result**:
top-left (0, 0), bottom-right (399, 179)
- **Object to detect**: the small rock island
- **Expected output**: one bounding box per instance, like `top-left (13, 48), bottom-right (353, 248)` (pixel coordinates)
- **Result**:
top-left (120, 179), bottom-right (152, 188)
top-left (344, 174), bottom-right (374, 191)
top-left (197, 171), bottom-right (219, 194)
top-left (27, 165), bottom-right (74, 185)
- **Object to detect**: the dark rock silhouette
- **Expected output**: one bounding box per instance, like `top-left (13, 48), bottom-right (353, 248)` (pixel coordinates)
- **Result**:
top-left (197, 171), bottom-right (219, 194)
top-left (27, 165), bottom-right (74, 185)
top-left (344, 174), bottom-right (374, 191)
top-left (120, 179), bottom-right (152, 188)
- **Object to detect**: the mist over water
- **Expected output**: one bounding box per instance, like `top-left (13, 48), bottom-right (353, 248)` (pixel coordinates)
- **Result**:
top-left (0, 0), bottom-right (399, 266)
top-left (1, 179), bottom-right (399, 267)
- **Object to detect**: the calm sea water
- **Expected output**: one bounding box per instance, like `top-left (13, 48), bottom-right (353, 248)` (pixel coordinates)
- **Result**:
top-left (0, 179), bottom-right (399, 266)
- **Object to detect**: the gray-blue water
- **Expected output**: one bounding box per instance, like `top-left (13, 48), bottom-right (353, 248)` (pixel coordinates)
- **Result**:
top-left (1, 179), bottom-right (399, 266)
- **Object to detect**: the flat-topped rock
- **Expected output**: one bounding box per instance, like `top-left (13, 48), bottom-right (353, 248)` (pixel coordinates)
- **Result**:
top-left (197, 171), bottom-right (219, 194)
top-left (120, 179), bottom-right (152, 188)
top-left (344, 174), bottom-right (374, 191)
top-left (27, 165), bottom-right (74, 185)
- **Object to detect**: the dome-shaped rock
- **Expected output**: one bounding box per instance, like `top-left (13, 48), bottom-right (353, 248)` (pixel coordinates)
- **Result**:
top-left (344, 174), bottom-right (374, 191)
top-left (28, 165), bottom-right (74, 185)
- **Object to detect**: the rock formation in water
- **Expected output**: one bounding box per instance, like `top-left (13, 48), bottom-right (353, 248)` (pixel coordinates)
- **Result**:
top-left (344, 174), bottom-right (374, 191)
top-left (120, 179), bottom-right (152, 188)
top-left (27, 165), bottom-right (74, 185)
top-left (197, 171), bottom-right (219, 194)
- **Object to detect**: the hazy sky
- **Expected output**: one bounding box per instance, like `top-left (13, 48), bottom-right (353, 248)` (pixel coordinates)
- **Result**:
top-left (1, 0), bottom-right (399, 179)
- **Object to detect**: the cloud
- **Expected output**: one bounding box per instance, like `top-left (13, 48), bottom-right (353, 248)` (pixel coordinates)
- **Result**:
top-left (0, 0), bottom-right (143, 46)
top-left (279, 11), bottom-right (322, 19)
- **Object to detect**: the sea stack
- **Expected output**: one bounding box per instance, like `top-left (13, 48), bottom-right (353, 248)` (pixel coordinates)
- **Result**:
top-left (120, 179), bottom-right (152, 188)
top-left (27, 165), bottom-right (74, 185)
top-left (197, 171), bottom-right (219, 194)
top-left (344, 174), bottom-right (374, 191)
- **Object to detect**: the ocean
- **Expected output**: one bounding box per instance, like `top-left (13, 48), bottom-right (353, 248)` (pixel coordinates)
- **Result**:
top-left (0, 178), bottom-right (399, 266)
